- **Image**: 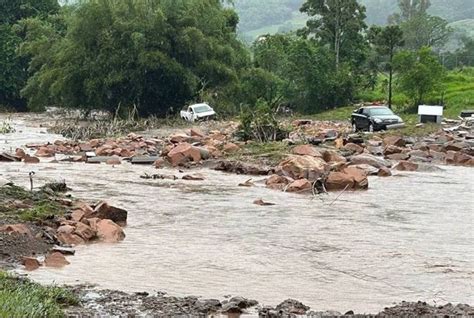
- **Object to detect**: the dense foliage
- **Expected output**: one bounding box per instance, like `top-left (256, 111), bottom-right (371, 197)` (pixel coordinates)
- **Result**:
top-left (0, 0), bottom-right (468, 116)
top-left (19, 0), bottom-right (249, 116)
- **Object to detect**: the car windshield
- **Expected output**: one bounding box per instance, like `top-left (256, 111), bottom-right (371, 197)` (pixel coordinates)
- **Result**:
top-left (368, 107), bottom-right (394, 116)
top-left (193, 105), bottom-right (212, 113)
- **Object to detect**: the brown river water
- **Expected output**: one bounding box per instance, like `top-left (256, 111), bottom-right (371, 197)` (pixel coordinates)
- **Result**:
top-left (1, 115), bottom-right (473, 313)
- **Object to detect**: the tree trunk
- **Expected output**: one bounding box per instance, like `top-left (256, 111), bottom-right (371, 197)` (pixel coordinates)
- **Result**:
top-left (388, 52), bottom-right (393, 109)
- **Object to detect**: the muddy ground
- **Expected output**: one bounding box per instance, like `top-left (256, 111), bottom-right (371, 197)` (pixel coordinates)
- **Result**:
top-left (62, 286), bottom-right (474, 317)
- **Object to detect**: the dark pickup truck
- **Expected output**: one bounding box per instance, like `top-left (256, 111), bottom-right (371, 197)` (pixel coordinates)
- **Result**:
top-left (351, 106), bottom-right (405, 132)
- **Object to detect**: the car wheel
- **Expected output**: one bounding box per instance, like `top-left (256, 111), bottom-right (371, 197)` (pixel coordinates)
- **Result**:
top-left (352, 122), bottom-right (357, 132)
top-left (368, 123), bottom-right (374, 133)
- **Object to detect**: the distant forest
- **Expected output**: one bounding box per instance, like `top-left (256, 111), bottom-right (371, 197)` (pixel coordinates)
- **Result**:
top-left (234, 0), bottom-right (474, 34)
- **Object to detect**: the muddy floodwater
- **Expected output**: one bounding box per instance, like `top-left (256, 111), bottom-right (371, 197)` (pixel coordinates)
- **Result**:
top-left (1, 115), bottom-right (474, 313)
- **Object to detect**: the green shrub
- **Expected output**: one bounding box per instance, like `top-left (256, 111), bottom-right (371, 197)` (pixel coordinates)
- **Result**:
top-left (0, 272), bottom-right (78, 317)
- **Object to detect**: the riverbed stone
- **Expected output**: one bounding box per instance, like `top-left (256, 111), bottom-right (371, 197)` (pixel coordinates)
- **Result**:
top-left (349, 154), bottom-right (391, 169)
top-left (277, 155), bottom-right (329, 181)
top-left (93, 201), bottom-right (128, 226)
top-left (383, 136), bottom-right (406, 147)
top-left (96, 219), bottom-right (125, 243)
top-left (45, 252), bottom-right (70, 268)
top-left (22, 257), bottom-right (41, 271)
top-left (286, 178), bottom-right (312, 193)
top-left (394, 160), bottom-right (419, 171)
top-left (292, 145), bottom-right (322, 157)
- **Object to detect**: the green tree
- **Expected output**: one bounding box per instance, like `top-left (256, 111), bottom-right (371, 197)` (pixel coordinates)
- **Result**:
top-left (394, 46), bottom-right (445, 108)
top-left (368, 25), bottom-right (404, 108)
top-left (390, 0), bottom-right (451, 51)
top-left (0, 0), bottom-right (60, 109)
top-left (21, 0), bottom-right (249, 116)
top-left (300, 0), bottom-right (367, 70)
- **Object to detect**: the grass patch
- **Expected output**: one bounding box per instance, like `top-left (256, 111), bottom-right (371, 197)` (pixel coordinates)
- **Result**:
top-left (0, 272), bottom-right (78, 317)
top-left (0, 185), bottom-right (66, 223)
top-left (229, 141), bottom-right (291, 166)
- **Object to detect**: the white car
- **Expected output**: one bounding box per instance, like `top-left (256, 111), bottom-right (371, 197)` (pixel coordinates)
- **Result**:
top-left (180, 103), bottom-right (216, 122)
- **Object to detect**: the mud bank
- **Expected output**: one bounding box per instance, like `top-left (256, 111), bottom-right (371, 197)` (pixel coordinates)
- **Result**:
top-left (64, 286), bottom-right (474, 317)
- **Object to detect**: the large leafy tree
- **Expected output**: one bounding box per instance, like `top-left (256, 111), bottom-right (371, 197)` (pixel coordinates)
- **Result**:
top-left (390, 0), bottom-right (451, 51)
top-left (300, 0), bottom-right (367, 70)
top-left (21, 0), bottom-right (249, 116)
top-left (0, 0), bottom-right (60, 110)
top-left (368, 25), bottom-right (404, 108)
top-left (394, 46), bottom-right (445, 107)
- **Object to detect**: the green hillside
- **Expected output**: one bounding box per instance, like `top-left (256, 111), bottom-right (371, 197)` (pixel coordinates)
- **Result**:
top-left (235, 0), bottom-right (474, 42)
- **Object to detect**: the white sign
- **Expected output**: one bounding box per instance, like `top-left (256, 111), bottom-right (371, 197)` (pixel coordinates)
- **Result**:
top-left (418, 105), bottom-right (443, 116)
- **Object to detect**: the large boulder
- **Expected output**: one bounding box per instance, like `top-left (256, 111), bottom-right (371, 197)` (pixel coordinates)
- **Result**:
top-left (343, 143), bottom-right (364, 154)
top-left (383, 145), bottom-right (403, 156)
top-left (265, 174), bottom-right (293, 190)
top-left (322, 150), bottom-right (347, 163)
top-left (93, 201), bottom-right (128, 226)
top-left (349, 154), bottom-right (391, 169)
top-left (277, 155), bottom-right (330, 181)
top-left (292, 145), bottom-right (322, 157)
top-left (286, 179), bottom-right (312, 193)
top-left (44, 252), bottom-right (70, 268)
top-left (74, 222), bottom-right (96, 241)
top-left (383, 136), bottom-right (406, 147)
top-left (445, 151), bottom-right (472, 165)
top-left (96, 219), bottom-right (125, 243)
top-left (22, 257), bottom-right (41, 271)
top-left (167, 143), bottom-right (202, 166)
top-left (0, 224), bottom-right (32, 237)
top-left (325, 167), bottom-right (368, 191)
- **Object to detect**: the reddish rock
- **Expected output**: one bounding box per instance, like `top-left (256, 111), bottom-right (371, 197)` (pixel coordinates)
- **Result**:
top-left (223, 143), bottom-right (240, 153)
top-left (322, 150), bottom-right (347, 163)
top-left (22, 257), bottom-right (41, 271)
top-left (96, 145), bottom-right (113, 156)
top-left (277, 155), bottom-right (329, 181)
top-left (394, 161), bottom-right (419, 171)
top-left (350, 154), bottom-right (391, 169)
top-left (190, 128), bottom-right (205, 138)
top-left (408, 150), bottom-right (431, 159)
top-left (384, 145), bottom-right (403, 156)
top-left (383, 136), bottom-right (406, 147)
top-left (93, 201), bottom-right (128, 226)
top-left (0, 224), bottom-right (32, 237)
top-left (120, 149), bottom-right (133, 157)
top-left (74, 222), bottom-right (96, 241)
top-left (86, 217), bottom-right (100, 232)
top-left (44, 252), bottom-right (70, 268)
top-left (96, 219), bottom-right (126, 243)
top-left (167, 143), bottom-right (201, 166)
top-left (154, 158), bottom-right (165, 168)
top-left (15, 148), bottom-right (26, 159)
top-left (445, 151), bottom-right (472, 165)
top-left (35, 147), bottom-right (55, 157)
top-left (292, 145), bottom-right (322, 157)
top-left (286, 179), bottom-right (312, 193)
top-left (378, 167), bottom-right (392, 177)
top-left (23, 155), bottom-right (40, 164)
top-left (386, 153), bottom-right (410, 161)
top-left (106, 157), bottom-right (121, 165)
top-left (325, 167), bottom-right (368, 191)
top-left (71, 209), bottom-right (85, 222)
top-left (79, 143), bottom-right (93, 152)
top-left (443, 142), bottom-right (466, 152)
top-left (57, 232), bottom-right (86, 245)
top-left (343, 143), bottom-right (364, 154)
top-left (292, 119), bottom-right (312, 127)
top-left (57, 224), bottom-right (75, 235)
top-left (90, 139), bottom-right (101, 148)
top-left (428, 144), bottom-right (443, 152)
top-left (265, 174), bottom-right (292, 190)
top-left (170, 133), bottom-right (191, 144)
